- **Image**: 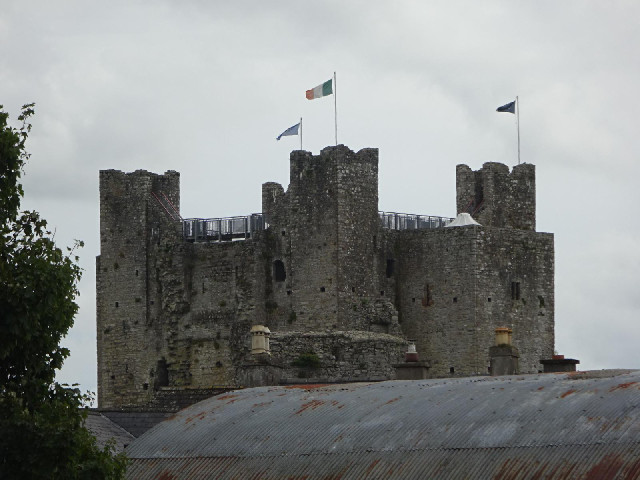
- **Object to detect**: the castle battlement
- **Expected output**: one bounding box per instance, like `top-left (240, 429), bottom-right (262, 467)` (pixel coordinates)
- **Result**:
top-left (97, 146), bottom-right (553, 409)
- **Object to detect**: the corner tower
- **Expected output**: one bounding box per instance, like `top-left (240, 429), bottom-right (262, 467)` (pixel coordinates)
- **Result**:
top-left (456, 162), bottom-right (535, 230)
top-left (96, 169), bottom-right (180, 408)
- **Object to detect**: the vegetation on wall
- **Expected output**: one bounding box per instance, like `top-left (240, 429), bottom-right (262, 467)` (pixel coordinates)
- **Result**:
top-left (292, 352), bottom-right (321, 369)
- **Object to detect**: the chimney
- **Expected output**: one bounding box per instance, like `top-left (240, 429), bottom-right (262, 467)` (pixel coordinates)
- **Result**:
top-left (250, 325), bottom-right (271, 355)
top-left (405, 342), bottom-right (419, 362)
top-left (494, 327), bottom-right (511, 346)
top-left (394, 341), bottom-right (430, 380)
top-left (489, 327), bottom-right (519, 376)
top-left (540, 354), bottom-right (580, 373)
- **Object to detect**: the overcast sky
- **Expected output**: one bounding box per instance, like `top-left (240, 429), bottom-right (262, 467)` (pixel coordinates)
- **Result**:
top-left (2, 1), bottom-right (639, 397)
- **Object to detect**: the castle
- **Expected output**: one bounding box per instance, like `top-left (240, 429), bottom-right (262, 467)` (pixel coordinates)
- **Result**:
top-left (96, 145), bottom-right (554, 409)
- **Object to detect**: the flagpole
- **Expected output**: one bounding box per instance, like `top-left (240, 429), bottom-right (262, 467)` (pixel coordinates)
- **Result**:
top-left (300, 117), bottom-right (303, 150)
top-left (334, 71), bottom-right (338, 146)
top-left (516, 96), bottom-right (520, 164)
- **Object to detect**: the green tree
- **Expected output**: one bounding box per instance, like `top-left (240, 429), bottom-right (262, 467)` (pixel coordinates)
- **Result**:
top-left (0, 104), bottom-right (127, 479)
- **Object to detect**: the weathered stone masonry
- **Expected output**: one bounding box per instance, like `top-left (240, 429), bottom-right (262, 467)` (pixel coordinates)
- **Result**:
top-left (97, 145), bottom-right (554, 409)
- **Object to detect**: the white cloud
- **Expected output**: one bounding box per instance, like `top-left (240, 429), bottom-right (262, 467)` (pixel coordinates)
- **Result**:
top-left (2, 0), bottom-right (639, 396)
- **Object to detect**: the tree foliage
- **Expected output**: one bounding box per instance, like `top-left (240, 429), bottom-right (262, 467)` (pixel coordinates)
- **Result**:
top-left (0, 104), bottom-right (127, 479)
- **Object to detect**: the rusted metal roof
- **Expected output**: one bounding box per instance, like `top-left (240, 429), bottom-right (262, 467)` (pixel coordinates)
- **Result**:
top-left (125, 370), bottom-right (640, 479)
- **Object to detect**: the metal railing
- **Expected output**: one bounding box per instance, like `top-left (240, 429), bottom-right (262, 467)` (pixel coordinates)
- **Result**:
top-left (183, 214), bottom-right (268, 242)
top-left (183, 211), bottom-right (453, 242)
top-left (379, 211), bottom-right (454, 230)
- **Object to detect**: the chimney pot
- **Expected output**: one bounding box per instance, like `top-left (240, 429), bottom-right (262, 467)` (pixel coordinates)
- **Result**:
top-left (405, 342), bottom-right (419, 362)
top-left (495, 327), bottom-right (511, 346)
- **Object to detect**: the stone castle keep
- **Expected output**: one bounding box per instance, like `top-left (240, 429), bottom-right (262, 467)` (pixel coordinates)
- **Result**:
top-left (97, 145), bottom-right (554, 409)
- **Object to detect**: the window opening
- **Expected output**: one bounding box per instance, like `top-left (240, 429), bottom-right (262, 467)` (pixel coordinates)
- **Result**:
top-left (274, 260), bottom-right (286, 282)
top-left (511, 282), bottom-right (521, 300)
top-left (386, 259), bottom-right (395, 278)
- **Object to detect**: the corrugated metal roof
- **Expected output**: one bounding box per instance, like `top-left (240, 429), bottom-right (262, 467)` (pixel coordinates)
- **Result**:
top-left (125, 370), bottom-right (640, 479)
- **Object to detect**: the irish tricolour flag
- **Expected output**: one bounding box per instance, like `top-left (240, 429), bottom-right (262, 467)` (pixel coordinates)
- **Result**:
top-left (306, 79), bottom-right (333, 100)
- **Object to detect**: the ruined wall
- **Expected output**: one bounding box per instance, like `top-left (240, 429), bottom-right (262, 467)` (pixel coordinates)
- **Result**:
top-left (147, 240), bottom-right (259, 391)
top-left (273, 331), bottom-right (404, 382)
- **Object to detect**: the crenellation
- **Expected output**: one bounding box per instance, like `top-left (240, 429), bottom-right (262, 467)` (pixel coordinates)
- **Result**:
top-left (457, 162), bottom-right (536, 230)
top-left (97, 147), bottom-right (555, 409)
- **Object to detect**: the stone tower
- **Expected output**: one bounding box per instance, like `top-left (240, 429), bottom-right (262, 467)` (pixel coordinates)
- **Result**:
top-left (96, 169), bottom-right (180, 407)
top-left (456, 162), bottom-right (536, 230)
top-left (394, 161), bottom-right (553, 377)
top-left (261, 146), bottom-right (395, 332)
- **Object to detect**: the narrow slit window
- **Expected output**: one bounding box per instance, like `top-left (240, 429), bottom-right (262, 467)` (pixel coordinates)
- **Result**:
top-left (511, 282), bottom-right (521, 300)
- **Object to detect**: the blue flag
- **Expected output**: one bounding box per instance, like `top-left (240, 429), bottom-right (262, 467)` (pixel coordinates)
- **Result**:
top-left (276, 122), bottom-right (300, 141)
top-left (497, 101), bottom-right (516, 114)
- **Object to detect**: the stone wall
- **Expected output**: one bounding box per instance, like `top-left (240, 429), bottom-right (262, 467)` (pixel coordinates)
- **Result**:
top-left (260, 146), bottom-right (401, 334)
top-left (236, 331), bottom-right (405, 386)
top-left (97, 169), bottom-right (180, 408)
top-left (457, 162), bottom-right (536, 230)
top-left (475, 227), bottom-right (554, 373)
top-left (97, 147), bottom-right (555, 410)
top-left (392, 225), bottom-right (553, 377)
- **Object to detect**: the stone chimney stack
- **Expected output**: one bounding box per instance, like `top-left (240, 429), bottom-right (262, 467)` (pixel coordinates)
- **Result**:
top-left (394, 342), bottom-right (429, 380)
top-left (540, 354), bottom-right (580, 373)
top-left (489, 327), bottom-right (519, 376)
